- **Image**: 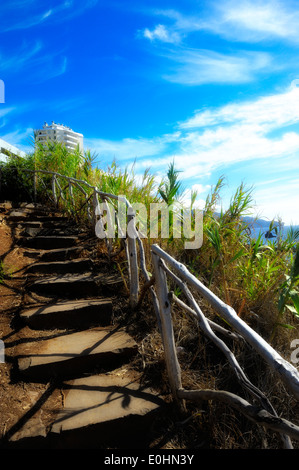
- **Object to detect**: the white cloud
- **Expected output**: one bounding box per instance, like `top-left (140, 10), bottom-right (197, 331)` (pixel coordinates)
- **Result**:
top-left (143, 24), bottom-right (181, 44)
top-left (211, 0), bottom-right (299, 43)
top-left (180, 80), bottom-right (299, 130)
top-left (145, 1), bottom-right (299, 45)
top-left (85, 82), bottom-right (299, 185)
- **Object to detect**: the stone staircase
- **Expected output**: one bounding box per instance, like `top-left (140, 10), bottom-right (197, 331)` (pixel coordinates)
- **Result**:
top-left (1, 203), bottom-right (166, 449)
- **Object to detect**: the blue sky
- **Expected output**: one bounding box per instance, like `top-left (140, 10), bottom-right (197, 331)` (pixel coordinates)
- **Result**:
top-left (1, 0), bottom-right (299, 225)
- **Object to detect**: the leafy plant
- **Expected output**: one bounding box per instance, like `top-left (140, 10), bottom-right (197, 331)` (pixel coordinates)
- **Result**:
top-left (271, 243), bottom-right (299, 339)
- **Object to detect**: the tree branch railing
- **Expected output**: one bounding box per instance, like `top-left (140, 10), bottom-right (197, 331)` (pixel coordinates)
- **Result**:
top-left (24, 169), bottom-right (139, 308)
top-left (151, 244), bottom-right (299, 448)
top-left (21, 168), bottom-right (299, 448)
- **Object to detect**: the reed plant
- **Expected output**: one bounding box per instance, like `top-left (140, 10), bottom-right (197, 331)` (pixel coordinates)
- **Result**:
top-left (1, 144), bottom-right (298, 346)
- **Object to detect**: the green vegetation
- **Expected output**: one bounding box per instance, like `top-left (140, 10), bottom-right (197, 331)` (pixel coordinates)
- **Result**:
top-left (0, 141), bottom-right (298, 348)
top-left (1, 140), bottom-right (299, 448)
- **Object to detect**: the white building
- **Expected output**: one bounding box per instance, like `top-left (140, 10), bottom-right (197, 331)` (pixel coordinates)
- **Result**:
top-left (34, 122), bottom-right (84, 153)
top-left (0, 138), bottom-right (26, 162)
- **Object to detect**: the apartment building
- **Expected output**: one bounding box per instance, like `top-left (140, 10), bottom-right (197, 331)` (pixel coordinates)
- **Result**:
top-left (34, 122), bottom-right (84, 153)
top-left (0, 138), bottom-right (25, 162)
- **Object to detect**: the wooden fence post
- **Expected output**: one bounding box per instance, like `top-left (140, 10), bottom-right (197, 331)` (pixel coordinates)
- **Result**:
top-left (52, 175), bottom-right (57, 207)
top-left (127, 207), bottom-right (139, 309)
top-left (151, 250), bottom-right (184, 409)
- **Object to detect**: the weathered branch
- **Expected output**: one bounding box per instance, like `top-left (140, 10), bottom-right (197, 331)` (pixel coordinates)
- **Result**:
top-left (127, 211), bottom-right (139, 309)
top-left (169, 292), bottom-right (243, 341)
top-left (178, 388), bottom-right (299, 445)
top-left (151, 251), bottom-right (183, 409)
top-left (151, 244), bottom-right (299, 402)
top-left (160, 258), bottom-right (276, 414)
top-left (136, 234), bottom-right (162, 334)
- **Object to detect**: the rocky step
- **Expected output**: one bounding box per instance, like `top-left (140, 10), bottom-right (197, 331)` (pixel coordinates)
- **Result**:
top-left (8, 369), bottom-right (166, 449)
top-left (20, 235), bottom-right (78, 250)
top-left (28, 274), bottom-right (101, 298)
top-left (24, 246), bottom-right (84, 261)
top-left (17, 327), bottom-right (138, 381)
top-left (8, 209), bottom-right (63, 221)
top-left (12, 220), bottom-right (77, 230)
top-left (20, 298), bottom-right (113, 329)
top-left (49, 371), bottom-right (166, 448)
top-left (20, 226), bottom-right (81, 238)
top-left (25, 258), bottom-right (93, 275)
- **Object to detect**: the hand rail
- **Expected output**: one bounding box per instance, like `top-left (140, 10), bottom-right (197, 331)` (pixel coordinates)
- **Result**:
top-left (18, 166), bottom-right (299, 446)
top-left (22, 168), bottom-right (139, 308)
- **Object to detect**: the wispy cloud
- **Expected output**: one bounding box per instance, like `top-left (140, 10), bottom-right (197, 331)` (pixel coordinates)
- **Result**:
top-left (162, 48), bottom-right (272, 85)
top-left (210, 0), bottom-right (299, 44)
top-left (0, 127), bottom-right (34, 153)
top-left (0, 41), bottom-right (43, 71)
top-left (0, 0), bottom-right (98, 32)
top-left (138, 2), bottom-right (290, 86)
top-left (0, 41), bottom-right (68, 83)
top-left (31, 55), bottom-right (68, 83)
top-left (84, 135), bottom-right (172, 162)
top-left (142, 1), bottom-right (299, 45)
top-left (180, 80), bottom-right (299, 129)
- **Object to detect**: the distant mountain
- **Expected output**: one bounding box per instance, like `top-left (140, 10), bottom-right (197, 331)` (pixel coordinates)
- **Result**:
top-left (212, 213), bottom-right (299, 241)
top-left (241, 216), bottom-right (299, 241)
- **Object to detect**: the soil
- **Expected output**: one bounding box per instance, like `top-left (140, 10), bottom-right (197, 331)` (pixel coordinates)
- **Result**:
top-left (0, 207), bottom-right (172, 448)
top-left (0, 211), bottom-right (64, 443)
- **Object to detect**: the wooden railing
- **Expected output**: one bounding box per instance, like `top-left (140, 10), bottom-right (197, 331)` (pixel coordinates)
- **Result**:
top-left (20, 168), bottom-right (299, 447)
top-left (26, 169), bottom-right (139, 308)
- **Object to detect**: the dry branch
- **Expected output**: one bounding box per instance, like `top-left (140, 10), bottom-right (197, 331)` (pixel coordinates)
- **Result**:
top-left (178, 388), bottom-right (299, 444)
top-left (151, 244), bottom-right (299, 402)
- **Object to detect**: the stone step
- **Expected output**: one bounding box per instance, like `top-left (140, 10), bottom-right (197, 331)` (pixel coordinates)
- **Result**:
top-left (20, 298), bottom-right (112, 329)
top-left (25, 246), bottom-right (84, 261)
top-left (8, 210), bottom-right (69, 223)
top-left (17, 327), bottom-right (138, 380)
top-left (49, 370), bottom-right (165, 448)
top-left (20, 236), bottom-right (78, 250)
top-left (20, 226), bottom-right (80, 238)
top-left (8, 209), bottom-right (55, 221)
top-left (28, 274), bottom-right (100, 298)
top-left (12, 220), bottom-right (75, 229)
top-left (8, 369), bottom-right (166, 448)
top-left (25, 258), bottom-right (93, 275)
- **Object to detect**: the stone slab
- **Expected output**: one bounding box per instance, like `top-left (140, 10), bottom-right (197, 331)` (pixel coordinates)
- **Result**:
top-left (20, 236), bottom-right (78, 250)
top-left (17, 327), bottom-right (138, 379)
top-left (25, 258), bottom-right (93, 275)
top-left (20, 298), bottom-right (112, 329)
top-left (50, 370), bottom-right (165, 440)
top-left (28, 274), bottom-right (100, 298)
top-left (37, 247), bottom-right (84, 261)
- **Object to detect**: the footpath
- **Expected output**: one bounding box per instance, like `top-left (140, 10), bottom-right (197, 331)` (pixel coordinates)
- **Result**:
top-left (0, 202), bottom-right (167, 449)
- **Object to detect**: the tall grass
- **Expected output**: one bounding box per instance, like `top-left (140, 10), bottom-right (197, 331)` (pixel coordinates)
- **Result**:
top-left (1, 143), bottom-right (298, 347)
